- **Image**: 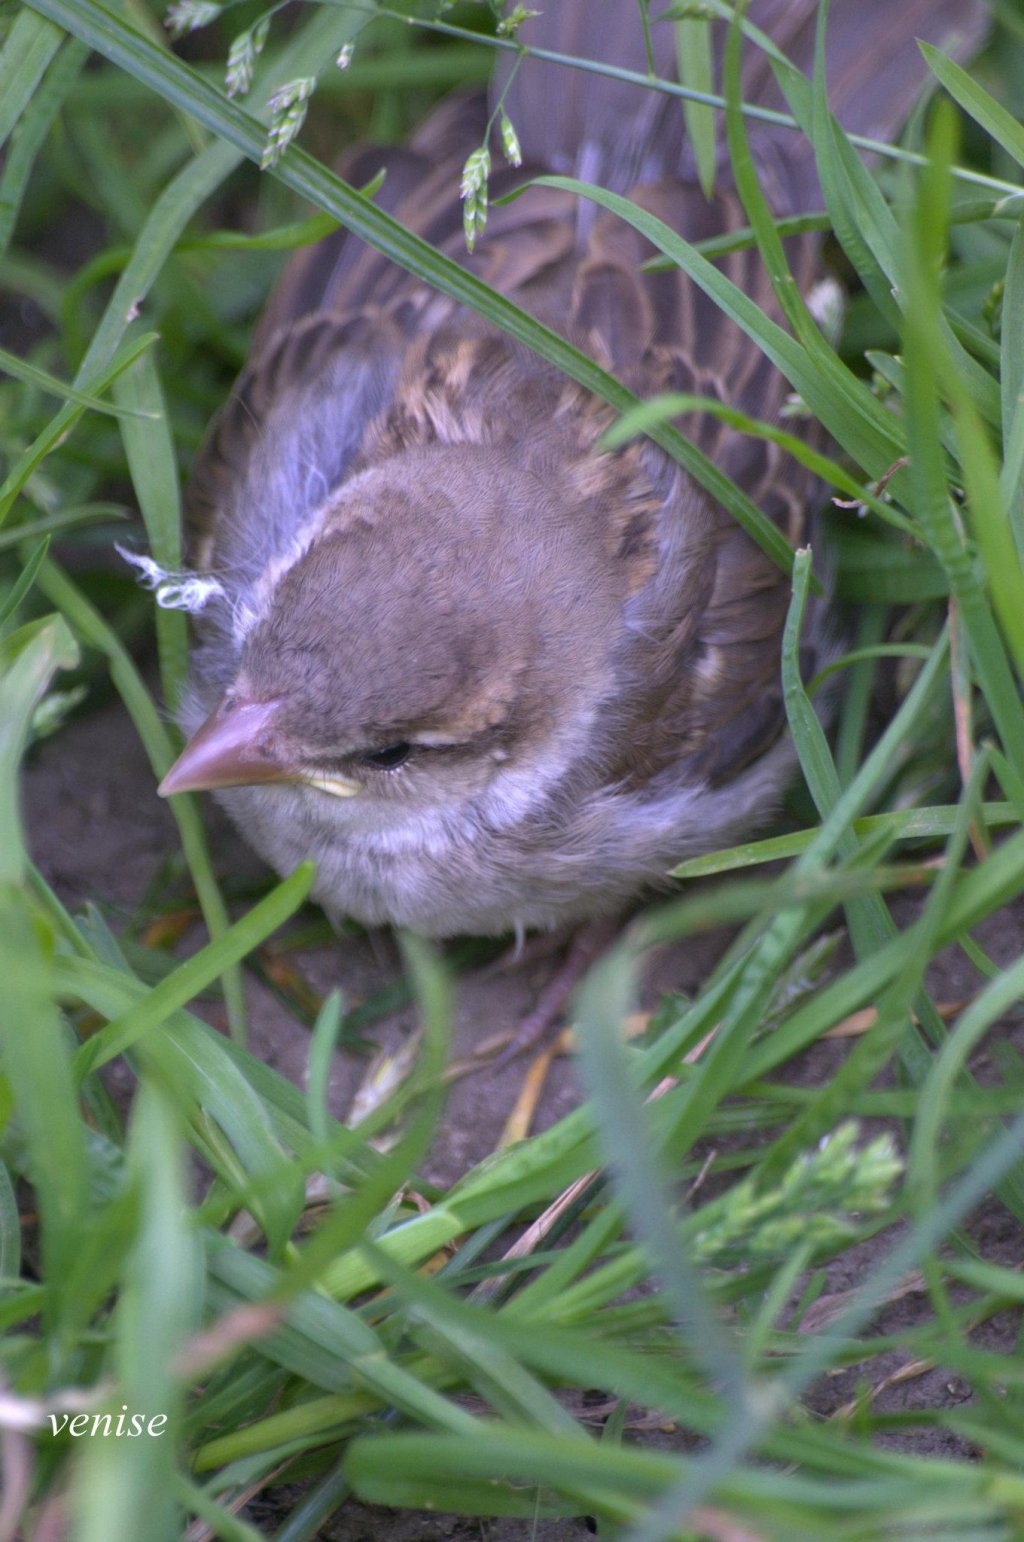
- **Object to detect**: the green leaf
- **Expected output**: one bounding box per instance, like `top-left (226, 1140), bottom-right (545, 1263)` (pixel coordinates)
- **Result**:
top-left (0, 614), bottom-right (78, 883)
top-left (113, 350), bottom-right (187, 711)
top-left (676, 11), bottom-right (716, 197)
top-left (999, 217), bottom-right (1024, 563)
top-left (54, 950), bottom-right (308, 1254)
top-left (532, 174), bottom-right (903, 482)
top-left (811, 64), bottom-right (901, 331)
top-left (0, 1161), bottom-right (20, 1279)
top-left (0, 9), bottom-right (64, 151)
top-left (575, 946), bottom-right (746, 1406)
top-left (178, 209), bottom-right (340, 252)
top-left (0, 342), bottom-right (157, 418)
top-left (922, 41), bottom-right (1024, 171)
top-left (672, 803), bottom-right (1016, 879)
top-left (954, 383), bottom-right (1024, 683)
top-left (0, 536), bottom-right (51, 630)
top-left (900, 101), bottom-right (1024, 774)
top-left (37, 556), bottom-right (248, 1041)
top-left (75, 1086), bottom-right (200, 1542)
top-left (0, 332), bottom-right (160, 526)
top-left (0, 36), bottom-right (87, 259)
top-left (0, 884), bottom-right (89, 1319)
top-left (602, 391), bottom-right (907, 527)
top-left (74, 863), bottom-right (314, 1076)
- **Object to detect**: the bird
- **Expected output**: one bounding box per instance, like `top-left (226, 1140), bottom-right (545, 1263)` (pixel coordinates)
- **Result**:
top-left (155, 0), bottom-right (986, 1013)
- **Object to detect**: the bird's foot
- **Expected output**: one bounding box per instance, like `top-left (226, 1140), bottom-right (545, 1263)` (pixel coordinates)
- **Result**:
top-left (487, 915), bottom-right (621, 1072)
top-left (474, 923), bottom-right (575, 982)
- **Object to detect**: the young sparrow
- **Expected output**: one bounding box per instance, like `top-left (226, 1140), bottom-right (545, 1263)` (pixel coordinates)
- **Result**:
top-left (158, 0), bottom-right (985, 946)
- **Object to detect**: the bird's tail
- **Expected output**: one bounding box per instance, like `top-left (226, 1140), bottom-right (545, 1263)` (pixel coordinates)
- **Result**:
top-left (496, 0), bottom-right (990, 212)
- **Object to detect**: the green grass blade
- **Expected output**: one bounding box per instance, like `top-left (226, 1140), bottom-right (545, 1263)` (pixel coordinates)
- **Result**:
top-left (671, 801), bottom-right (1017, 879)
top-left (676, 10), bottom-right (716, 197)
top-left (999, 217), bottom-right (1024, 561)
top-left (0, 1159), bottom-right (20, 1278)
top-left (900, 103), bottom-right (1024, 774)
top-left (0, 534), bottom-right (50, 630)
top-left (74, 863), bottom-right (313, 1076)
top-left (534, 173), bottom-right (903, 479)
top-left (0, 331), bottom-right (160, 525)
top-left (0, 613), bottom-right (78, 882)
top-left (603, 391), bottom-right (907, 526)
top-left (922, 41), bottom-right (1024, 170)
top-left (575, 948), bottom-right (746, 1405)
top-left (0, 341), bottom-right (156, 417)
top-left (954, 381), bottom-right (1024, 682)
top-left (811, 55), bottom-right (901, 329)
top-left (55, 951), bottom-right (309, 1251)
top-left (0, 884), bottom-right (89, 1327)
top-left (810, 20), bottom-right (1000, 430)
top-left (36, 556), bottom-right (249, 1039)
top-left (74, 1085), bottom-right (199, 1542)
top-left (783, 552), bottom-right (890, 954)
top-left (113, 350), bottom-right (188, 711)
top-left (0, 36), bottom-right (87, 258)
top-left (0, 9), bottom-right (64, 150)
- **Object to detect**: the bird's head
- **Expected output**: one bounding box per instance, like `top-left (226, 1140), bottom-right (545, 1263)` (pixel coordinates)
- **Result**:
top-left (161, 444), bottom-right (627, 820)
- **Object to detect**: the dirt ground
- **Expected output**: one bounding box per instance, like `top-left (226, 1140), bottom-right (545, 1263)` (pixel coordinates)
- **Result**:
top-left (22, 690), bottom-right (1024, 1540)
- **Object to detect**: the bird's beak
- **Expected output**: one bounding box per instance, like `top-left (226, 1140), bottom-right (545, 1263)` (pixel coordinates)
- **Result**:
top-left (159, 697), bottom-right (296, 797)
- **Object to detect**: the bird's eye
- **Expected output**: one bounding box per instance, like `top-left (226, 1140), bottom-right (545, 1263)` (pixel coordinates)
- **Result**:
top-left (358, 742), bottom-right (413, 771)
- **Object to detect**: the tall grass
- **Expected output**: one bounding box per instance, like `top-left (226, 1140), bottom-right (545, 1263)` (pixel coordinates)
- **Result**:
top-left (3, 2), bottom-right (1024, 1539)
